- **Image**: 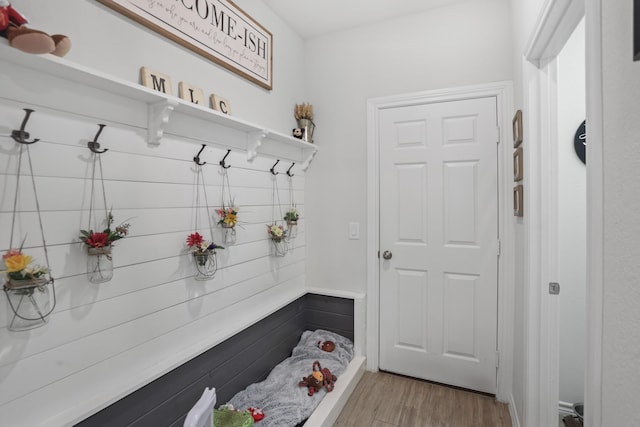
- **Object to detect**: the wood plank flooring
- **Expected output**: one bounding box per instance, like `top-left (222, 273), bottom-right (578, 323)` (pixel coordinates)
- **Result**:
top-left (334, 371), bottom-right (512, 427)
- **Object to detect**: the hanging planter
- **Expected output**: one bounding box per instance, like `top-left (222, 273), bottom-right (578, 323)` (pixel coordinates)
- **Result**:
top-left (188, 147), bottom-right (224, 280)
top-left (3, 248), bottom-right (55, 331)
top-left (216, 206), bottom-right (239, 245)
top-left (186, 232), bottom-right (224, 280)
top-left (284, 208), bottom-right (299, 240)
top-left (4, 111), bottom-right (56, 331)
top-left (267, 224), bottom-right (288, 257)
top-left (217, 154), bottom-right (240, 246)
top-left (86, 247), bottom-right (113, 284)
top-left (285, 168), bottom-right (299, 241)
top-left (80, 126), bottom-right (130, 284)
top-left (4, 284), bottom-right (54, 331)
top-left (268, 161), bottom-right (289, 257)
top-left (79, 212), bottom-right (131, 284)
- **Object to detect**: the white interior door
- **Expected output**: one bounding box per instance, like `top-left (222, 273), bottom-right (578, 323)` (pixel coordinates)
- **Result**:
top-left (378, 96), bottom-right (499, 394)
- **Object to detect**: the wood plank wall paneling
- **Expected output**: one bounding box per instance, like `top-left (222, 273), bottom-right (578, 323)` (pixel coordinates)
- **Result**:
top-left (304, 294), bottom-right (355, 342)
top-left (76, 294), bottom-right (355, 427)
top-left (0, 93), bottom-right (307, 425)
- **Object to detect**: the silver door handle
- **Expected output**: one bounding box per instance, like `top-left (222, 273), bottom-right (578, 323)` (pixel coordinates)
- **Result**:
top-left (382, 250), bottom-right (393, 260)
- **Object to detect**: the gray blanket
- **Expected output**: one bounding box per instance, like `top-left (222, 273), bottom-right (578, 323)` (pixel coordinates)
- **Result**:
top-left (228, 329), bottom-right (354, 427)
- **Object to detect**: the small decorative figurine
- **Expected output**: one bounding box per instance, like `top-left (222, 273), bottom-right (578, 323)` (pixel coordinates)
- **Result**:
top-left (0, 1), bottom-right (71, 56)
top-left (292, 127), bottom-right (305, 139)
top-left (317, 340), bottom-right (336, 352)
top-left (299, 361), bottom-right (337, 396)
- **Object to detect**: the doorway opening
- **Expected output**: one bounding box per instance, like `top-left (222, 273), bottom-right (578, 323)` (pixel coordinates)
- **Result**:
top-left (523, 0), bottom-right (604, 425)
top-left (366, 82), bottom-right (515, 403)
top-left (556, 18), bottom-right (586, 426)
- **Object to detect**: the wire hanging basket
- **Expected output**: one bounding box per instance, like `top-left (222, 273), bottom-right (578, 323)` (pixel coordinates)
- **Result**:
top-left (3, 115), bottom-right (56, 331)
top-left (192, 250), bottom-right (218, 281)
top-left (186, 147), bottom-right (224, 280)
top-left (217, 151), bottom-right (239, 246)
top-left (285, 172), bottom-right (299, 241)
top-left (268, 162), bottom-right (289, 257)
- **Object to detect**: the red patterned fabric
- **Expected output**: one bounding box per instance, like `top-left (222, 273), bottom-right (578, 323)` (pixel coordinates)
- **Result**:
top-left (0, 5), bottom-right (28, 31)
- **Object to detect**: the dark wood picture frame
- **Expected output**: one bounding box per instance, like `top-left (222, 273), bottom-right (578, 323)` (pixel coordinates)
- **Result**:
top-left (635, 0), bottom-right (640, 60)
top-left (98, 0), bottom-right (273, 90)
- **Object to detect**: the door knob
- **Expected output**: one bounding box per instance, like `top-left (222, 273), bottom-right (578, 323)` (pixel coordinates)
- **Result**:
top-left (382, 250), bottom-right (393, 260)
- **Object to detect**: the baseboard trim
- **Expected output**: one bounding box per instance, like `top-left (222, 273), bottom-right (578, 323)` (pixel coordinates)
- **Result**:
top-left (509, 393), bottom-right (521, 427)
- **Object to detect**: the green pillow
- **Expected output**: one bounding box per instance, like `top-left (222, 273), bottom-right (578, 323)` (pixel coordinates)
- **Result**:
top-left (213, 408), bottom-right (254, 427)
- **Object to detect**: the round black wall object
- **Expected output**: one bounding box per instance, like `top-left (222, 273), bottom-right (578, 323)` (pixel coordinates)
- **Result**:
top-left (574, 120), bottom-right (586, 164)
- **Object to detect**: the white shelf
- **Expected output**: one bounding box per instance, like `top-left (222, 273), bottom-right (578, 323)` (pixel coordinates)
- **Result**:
top-left (0, 43), bottom-right (318, 169)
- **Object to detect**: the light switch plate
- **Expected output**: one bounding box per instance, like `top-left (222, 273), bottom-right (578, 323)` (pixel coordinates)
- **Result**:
top-left (348, 222), bottom-right (360, 240)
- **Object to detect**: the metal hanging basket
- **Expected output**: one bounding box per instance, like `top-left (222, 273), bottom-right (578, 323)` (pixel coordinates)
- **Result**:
top-left (192, 251), bottom-right (218, 280)
top-left (4, 278), bottom-right (56, 331)
top-left (4, 118), bottom-right (57, 331)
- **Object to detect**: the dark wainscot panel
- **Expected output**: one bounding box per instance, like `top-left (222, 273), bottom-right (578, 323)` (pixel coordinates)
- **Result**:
top-left (76, 293), bottom-right (354, 427)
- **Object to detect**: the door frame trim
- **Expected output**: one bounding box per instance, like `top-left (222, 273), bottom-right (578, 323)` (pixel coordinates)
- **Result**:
top-left (366, 81), bottom-right (514, 401)
top-left (523, 0), bottom-right (604, 425)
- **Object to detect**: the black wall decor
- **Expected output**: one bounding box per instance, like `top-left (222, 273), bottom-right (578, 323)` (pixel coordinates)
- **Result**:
top-left (574, 120), bottom-right (586, 164)
top-left (635, 0), bottom-right (640, 60)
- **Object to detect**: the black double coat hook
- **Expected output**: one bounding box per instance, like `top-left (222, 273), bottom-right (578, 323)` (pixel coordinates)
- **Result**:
top-left (286, 163), bottom-right (295, 177)
top-left (11, 108), bottom-right (39, 144)
top-left (219, 149), bottom-right (231, 169)
top-left (193, 144), bottom-right (207, 166)
top-left (270, 159), bottom-right (280, 175)
top-left (88, 124), bottom-right (109, 154)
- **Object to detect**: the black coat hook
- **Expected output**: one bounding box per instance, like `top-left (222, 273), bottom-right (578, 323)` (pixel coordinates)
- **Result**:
top-left (11, 108), bottom-right (39, 144)
top-left (286, 163), bottom-right (295, 177)
top-left (270, 159), bottom-right (280, 175)
top-left (219, 149), bottom-right (231, 169)
top-left (88, 124), bottom-right (109, 154)
top-left (193, 144), bottom-right (207, 166)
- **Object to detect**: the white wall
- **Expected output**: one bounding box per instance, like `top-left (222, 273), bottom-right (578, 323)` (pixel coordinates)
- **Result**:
top-left (13, 0), bottom-right (306, 133)
top-left (303, 0), bottom-right (513, 293)
top-left (0, 1), bottom-right (310, 425)
top-left (600, 1), bottom-right (640, 424)
top-left (556, 19), bottom-right (586, 407)
top-left (508, 0), bottom-right (550, 424)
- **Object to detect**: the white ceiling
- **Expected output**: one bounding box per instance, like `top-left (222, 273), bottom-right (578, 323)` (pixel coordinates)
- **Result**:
top-left (263, 0), bottom-right (469, 39)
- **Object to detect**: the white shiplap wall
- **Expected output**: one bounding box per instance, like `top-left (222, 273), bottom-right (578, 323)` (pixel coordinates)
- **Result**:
top-left (0, 72), bottom-right (307, 425)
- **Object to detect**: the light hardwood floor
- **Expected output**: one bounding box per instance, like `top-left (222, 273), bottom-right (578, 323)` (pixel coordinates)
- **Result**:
top-left (334, 371), bottom-right (512, 427)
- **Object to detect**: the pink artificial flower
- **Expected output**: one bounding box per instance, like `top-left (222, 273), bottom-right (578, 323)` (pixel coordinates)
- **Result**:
top-left (2, 249), bottom-right (22, 260)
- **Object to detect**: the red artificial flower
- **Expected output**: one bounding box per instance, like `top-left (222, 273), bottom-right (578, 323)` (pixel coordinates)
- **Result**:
top-left (2, 249), bottom-right (21, 260)
top-left (186, 232), bottom-right (204, 247)
top-left (86, 232), bottom-right (109, 248)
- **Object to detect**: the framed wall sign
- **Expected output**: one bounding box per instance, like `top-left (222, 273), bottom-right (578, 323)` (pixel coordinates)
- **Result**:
top-left (99, 0), bottom-right (273, 90)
